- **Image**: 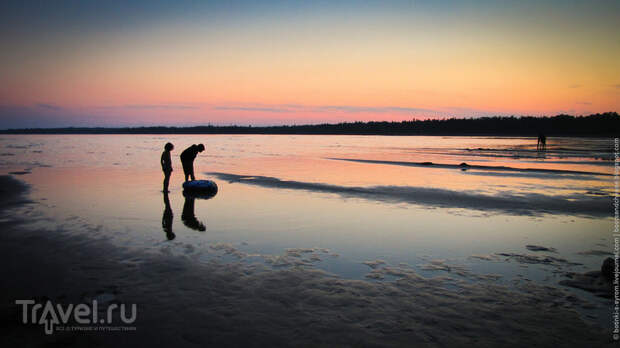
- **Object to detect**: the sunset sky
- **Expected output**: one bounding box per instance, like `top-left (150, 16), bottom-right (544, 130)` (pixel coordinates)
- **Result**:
top-left (1, 0), bottom-right (618, 128)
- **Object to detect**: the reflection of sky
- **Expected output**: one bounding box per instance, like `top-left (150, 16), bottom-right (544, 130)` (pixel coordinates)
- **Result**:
top-left (1, 134), bottom-right (612, 272)
top-left (1, 1), bottom-right (619, 127)
top-left (10, 165), bottom-right (611, 267)
top-left (0, 133), bottom-right (614, 329)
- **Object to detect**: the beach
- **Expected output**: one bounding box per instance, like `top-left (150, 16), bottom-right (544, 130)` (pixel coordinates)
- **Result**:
top-left (2, 1), bottom-right (619, 345)
top-left (0, 175), bottom-right (612, 346)
top-left (0, 134), bottom-right (615, 346)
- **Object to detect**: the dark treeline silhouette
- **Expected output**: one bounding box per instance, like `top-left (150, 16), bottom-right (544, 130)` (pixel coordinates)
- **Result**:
top-left (2, 112), bottom-right (618, 136)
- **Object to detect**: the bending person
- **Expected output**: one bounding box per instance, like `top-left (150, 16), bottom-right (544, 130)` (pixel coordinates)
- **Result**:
top-left (180, 143), bottom-right (205, 182)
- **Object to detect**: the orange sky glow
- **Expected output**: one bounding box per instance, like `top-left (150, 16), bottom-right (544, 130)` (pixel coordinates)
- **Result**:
top-left (0, 1), bottom-right (618, 127)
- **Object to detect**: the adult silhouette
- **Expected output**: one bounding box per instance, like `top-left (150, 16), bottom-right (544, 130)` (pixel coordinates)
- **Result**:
top-left (180, 144), bottom-right (205, 182)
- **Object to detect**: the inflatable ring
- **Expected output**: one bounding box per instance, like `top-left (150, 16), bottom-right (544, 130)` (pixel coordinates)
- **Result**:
top-left (182, 180), bottom-right (218, 199)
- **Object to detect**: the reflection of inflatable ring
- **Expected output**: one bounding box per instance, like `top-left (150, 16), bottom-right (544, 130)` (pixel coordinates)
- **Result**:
top-left (182, 180), bottom-right (218, 199)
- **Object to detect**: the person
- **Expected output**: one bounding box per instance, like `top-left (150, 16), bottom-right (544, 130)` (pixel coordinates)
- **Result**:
top-left (160, 142), bottom-right (174, 192)
top-left (537, 133), bottom-right (546, 151)
top-left (180, 143), bottom-right (205, 182)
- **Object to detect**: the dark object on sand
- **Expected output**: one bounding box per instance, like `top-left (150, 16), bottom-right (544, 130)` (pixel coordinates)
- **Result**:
top-left (560, 257), bottom-right (613, 298)
top-left (601, 257), bottom-right (614, 280)
top-left (182, 180), bottom-right (218, 200)
top-left (525, 245), bottom-right (557, 253)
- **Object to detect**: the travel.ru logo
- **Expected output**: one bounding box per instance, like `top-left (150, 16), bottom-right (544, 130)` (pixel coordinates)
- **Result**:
top-left (16, 299), bottom-right (137, 334)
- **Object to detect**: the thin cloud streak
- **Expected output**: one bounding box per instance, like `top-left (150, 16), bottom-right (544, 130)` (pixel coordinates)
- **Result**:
top-left (36, 103), bottom-right (62, 111)
top-left (97, 104), bottom-right (200, 110)
top-left (210, 104), bottom-right (515, 118)
top-left (213, 104), bottom-right (443, 115)
top-left (214, 106), bottom-right (290, 113)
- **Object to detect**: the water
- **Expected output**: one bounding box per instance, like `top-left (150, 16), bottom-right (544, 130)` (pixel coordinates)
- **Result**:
top-left (0, 134), bottom-right (615, 327)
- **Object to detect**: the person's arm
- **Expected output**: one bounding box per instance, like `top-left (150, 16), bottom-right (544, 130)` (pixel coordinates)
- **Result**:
top-left (166, 152), bottom-right (172, 171)
top-left (161, 152), bottom-right (171, 171)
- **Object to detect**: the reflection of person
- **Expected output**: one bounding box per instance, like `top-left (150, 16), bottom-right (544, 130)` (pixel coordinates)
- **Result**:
top-left (161, 142), bottom-right (174, 192)
top-left (162, 192), bottom-right (175, 240)
top-left (182, 192), bottom-right (206, 231)
top-left (180, 144), bottom-right (205, 182)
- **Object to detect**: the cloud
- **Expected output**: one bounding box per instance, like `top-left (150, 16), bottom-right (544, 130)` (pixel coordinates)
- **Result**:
top-left (442, 106), bottom-right (509, 117)
top-left (98, 104), bottom-right (199, 110)
top-left (568, 84), bottom-right (581, 89)
top-left (214, 106), bottom-right (289, 113)
top-left (36, 103), bottom-right (62, 111)
top-left (211, 104), bottom-right (513, 118)
top-left (0, 105), bottom-right (88, 128)
top-left (213, 104), bottom-right (440, 115)
top-left (124, 104), bottom-right (199, 110)
top-left (313, 105), bottom-right (436, 114)
top-left (576, 101), bottom-right (592, 105)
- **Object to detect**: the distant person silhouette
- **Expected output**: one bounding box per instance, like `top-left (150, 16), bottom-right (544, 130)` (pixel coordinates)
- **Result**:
top-left (180, 144), bottom-right (205, 182)
top-left (182, 192), bottom-right (206, 231)
top-left (162, 192), bottom-right (175, 240)
top-left (161, 142), bottom-right (174, 192)
top-left (537, 133), bottom-right (547, 151)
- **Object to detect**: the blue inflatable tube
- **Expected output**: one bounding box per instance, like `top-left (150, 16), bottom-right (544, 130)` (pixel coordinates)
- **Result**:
top-left (182, 180), bottom-right (218, 199)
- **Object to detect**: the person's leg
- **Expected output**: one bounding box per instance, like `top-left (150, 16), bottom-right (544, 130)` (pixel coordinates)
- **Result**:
top-left (190, 163), bottom-right (195, 181)
top-left (182, 161), bottom-right (191, 182)
top-left (163, 172), bottom-right (170, 192)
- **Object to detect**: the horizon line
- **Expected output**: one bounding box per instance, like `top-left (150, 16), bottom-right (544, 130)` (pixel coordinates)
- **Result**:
top-left (1, 112), bottom-right (617, 131)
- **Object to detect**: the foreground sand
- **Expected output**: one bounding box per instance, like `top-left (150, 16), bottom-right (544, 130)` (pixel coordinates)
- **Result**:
top-left (0, 175), bottom-right (612, 347)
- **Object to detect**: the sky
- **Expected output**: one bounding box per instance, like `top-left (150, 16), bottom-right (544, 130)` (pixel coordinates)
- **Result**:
top-left (0, 0), bottom-right (618, 128)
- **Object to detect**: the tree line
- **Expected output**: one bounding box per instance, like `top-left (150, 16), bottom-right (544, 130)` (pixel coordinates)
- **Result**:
top-left (2, 112), bottom-right (618, 136)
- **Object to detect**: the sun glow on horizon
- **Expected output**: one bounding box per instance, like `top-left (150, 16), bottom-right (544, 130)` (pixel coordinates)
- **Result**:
top-left (1, 0), bottom-right (618, 128)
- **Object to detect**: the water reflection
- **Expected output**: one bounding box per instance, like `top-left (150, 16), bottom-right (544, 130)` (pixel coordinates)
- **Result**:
top-left (162, 192), bottom-right (175, 240)
top-left (182, 192), bottom-right (206, 231)
top-left (1, 135), bottom-right (612, 308)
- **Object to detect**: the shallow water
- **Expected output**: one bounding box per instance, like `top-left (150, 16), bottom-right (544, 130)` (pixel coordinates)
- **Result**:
top-left (0, 134), bottom-right (615, 327)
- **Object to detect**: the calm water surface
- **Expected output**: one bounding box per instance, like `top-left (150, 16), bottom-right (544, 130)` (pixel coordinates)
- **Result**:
top-left (0, 134), bottom-right (614, 324)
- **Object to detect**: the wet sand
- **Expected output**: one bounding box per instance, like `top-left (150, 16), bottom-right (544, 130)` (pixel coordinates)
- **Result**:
top-left (328, 158), bottom-right (612, 176)
top-left (0, 175), bottom-right (613, 347)
top-left (210, 172), bottom-right (610, 217)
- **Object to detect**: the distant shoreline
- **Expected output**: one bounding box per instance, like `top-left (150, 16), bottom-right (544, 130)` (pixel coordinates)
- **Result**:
top-left (1, 112), bottom-right (618, 136)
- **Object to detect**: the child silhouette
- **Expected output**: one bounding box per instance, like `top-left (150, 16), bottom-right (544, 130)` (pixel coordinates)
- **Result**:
top-left (161, 142), bottom-right (174, 192)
